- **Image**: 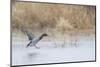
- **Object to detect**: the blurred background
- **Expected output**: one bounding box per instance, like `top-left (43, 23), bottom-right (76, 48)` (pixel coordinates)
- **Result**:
top-left (12, 1), bottom-right (96, 36)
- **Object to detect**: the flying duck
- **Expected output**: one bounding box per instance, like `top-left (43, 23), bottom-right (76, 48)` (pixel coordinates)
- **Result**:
top-left (25, 31), bottom-right (48, 49)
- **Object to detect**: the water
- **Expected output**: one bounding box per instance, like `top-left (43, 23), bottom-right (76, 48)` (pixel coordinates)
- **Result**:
top-left (12, 33), bottom-right (95, 66)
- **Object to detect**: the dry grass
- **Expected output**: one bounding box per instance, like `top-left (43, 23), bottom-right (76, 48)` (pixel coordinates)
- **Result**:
top-left (12, 2), bottom-right (96, 35)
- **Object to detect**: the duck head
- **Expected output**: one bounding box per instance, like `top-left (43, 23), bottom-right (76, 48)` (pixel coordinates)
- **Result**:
top-left (39, 33), bottom-right (48, 40)
top-left (42, 33), bottom-right (48, 36)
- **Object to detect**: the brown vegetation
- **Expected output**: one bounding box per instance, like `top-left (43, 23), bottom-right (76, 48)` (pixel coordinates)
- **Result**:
top-left (12, 2), bottom-right (96, 35)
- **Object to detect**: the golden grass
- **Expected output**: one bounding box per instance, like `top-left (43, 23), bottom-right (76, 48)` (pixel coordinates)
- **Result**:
top-left (12, 2), bottom-right (96, 35)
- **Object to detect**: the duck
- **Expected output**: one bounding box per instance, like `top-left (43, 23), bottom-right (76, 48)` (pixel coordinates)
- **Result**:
top-left (25, 31), bottom-right (48, 49)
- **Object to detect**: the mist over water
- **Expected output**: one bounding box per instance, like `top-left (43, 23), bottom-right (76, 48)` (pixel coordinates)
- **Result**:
top-left (12, 32), bottom-right (95, 65)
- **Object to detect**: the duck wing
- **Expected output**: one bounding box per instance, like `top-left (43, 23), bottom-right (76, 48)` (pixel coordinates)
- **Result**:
top-left (26, 32), bottom-right (35, 41)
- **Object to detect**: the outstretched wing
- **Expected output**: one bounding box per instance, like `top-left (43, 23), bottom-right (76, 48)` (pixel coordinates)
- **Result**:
top-left (20, 26), bottom-right (35, 40)
top-left (26, 31), bottom-right (35, 41)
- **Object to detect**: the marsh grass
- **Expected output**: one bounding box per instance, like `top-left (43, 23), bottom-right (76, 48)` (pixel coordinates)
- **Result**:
top-left (12, 2), bottom-right (95, 33)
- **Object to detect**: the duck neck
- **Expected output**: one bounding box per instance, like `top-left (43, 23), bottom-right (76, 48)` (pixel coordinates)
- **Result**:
top-left (39, 35), bottom-right (44, 40)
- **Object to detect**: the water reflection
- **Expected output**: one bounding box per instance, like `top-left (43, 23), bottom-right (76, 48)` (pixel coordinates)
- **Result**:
top-left (27, 52), bottom-right (38, 62)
